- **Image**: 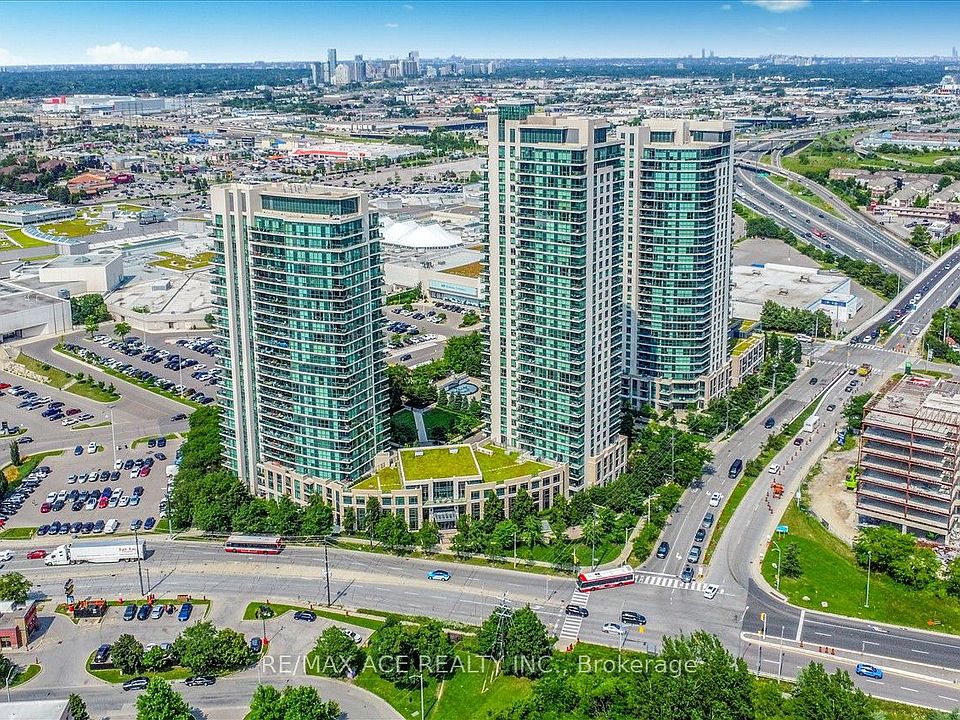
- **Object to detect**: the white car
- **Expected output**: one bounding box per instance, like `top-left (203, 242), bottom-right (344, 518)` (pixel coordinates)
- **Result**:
top-left (343, 629), bottom-right (363, 645)
top-left (703, 584), bottom-right (720, 600)
top-left (709, 492), bottom-right (722, 507)
top-left (119, 496), bottom-right (130, 507)
top-left (66, 475), bottom-right (78, 485)
top-left (45, 491), bottom-right (57, 503)
top-left (87, 442), bottom-right (98, 454)
top-left (602, 623), bottom-right (626, 635)
top-left (62, 417), bottom-right (78, 427)
top-left (115, 459), bottom-right (123, 470)
top-left (105, 519), bottom-right (119, 534)
top-left (768, 463), bottom-right (781, 475)
top-left (0, 550), bottom-right (13, 562)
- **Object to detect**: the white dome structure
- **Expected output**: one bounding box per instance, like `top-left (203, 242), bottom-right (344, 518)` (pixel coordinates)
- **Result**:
top-left (381, 217), bottom-right (462, 249)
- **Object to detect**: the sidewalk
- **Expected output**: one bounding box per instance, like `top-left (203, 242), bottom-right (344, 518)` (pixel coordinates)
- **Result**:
top-left (411, 407), bottom-right (428, 443)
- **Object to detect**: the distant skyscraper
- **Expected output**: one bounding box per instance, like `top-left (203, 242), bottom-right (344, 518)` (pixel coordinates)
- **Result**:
top-left (310, 62), bottom-right (320, 87)
top-left (211, 182), bottom-right (388, 500)
top-left (619, 119), bottom-right (735, 411)
top-left (484, 102), bottom-right (628, 490)
top-left (354, 54), bottom-right (366, 82)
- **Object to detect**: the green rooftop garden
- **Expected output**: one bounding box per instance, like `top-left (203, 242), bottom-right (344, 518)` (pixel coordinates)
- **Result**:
top-left (353, 465), bottom-right (403, 492)
top-left (399, 446), bottom-right (480, 481)
top-left (475, 444), bottom-right (551, 484)
top-left (732, 335), bottom-right (762, 357)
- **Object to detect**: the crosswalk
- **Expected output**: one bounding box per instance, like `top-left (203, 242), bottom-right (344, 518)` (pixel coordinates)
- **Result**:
top-left (634, 572), bottom-right (724, 595)
top-left (558, 591), bottom-right (589, 640)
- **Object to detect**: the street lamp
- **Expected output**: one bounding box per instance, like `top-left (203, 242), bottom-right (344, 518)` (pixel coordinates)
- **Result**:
top-left (864, 549), bottom-right (872, 608)
top-left (107, 405), bottom-right (117, 469)
top-left (5, 663), bottom-right (15, 702)
top-left (772, 540), bottom-right (782, 591)
top-left (133, 526), bottom-right (144, 595)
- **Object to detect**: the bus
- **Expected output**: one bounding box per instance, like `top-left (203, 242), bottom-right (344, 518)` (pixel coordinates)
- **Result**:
top-left (576, 565), bottom-right (635, 592)
top-left (224, 535), bottom-right (284, 555)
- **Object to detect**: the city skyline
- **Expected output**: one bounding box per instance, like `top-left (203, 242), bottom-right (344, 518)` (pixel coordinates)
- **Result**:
top-left (1, 1), bottom-right (960, 66)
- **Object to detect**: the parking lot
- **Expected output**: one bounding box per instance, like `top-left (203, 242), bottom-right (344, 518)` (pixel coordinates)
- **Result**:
top-left (1, 433), bottom-right (180, 537)
top-left (384, 300), bottom-right (477, 367)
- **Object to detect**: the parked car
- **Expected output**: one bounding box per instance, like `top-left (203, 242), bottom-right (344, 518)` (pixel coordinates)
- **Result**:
top-left (123, 604), bottom-right (137, 621)
top-left (294, 610), bottom-right (317, 622)
top-left (122, 677), bottom-right (149, 691)
top-left (136, 604), bottom-right (151, 620)
top-left (178, 603), bottom-right (193, 622)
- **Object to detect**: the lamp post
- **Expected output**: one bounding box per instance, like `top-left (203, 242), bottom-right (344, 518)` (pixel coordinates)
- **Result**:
top-left (5, 664), bottom-right (15, 702)
top-left (133, 526), bottom-right (144, 596)
top-left (772, 541), bottom-right (782, 591)
top-left (108, 405), bottom-right (117, 469)
top-left (864, 549), bottom-right (872, 608)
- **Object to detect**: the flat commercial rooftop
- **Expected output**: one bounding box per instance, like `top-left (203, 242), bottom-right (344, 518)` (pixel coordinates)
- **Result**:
top-left (0, 282), bottom-right (65, 311)
top-left (42, 250), bottom-right (120, 268)
top-left (383, 244), bottom-right (481, 271)
top-left (731, 263), bottom-right (848, 321)
top-left (867, 376), bottom-right (960, 432)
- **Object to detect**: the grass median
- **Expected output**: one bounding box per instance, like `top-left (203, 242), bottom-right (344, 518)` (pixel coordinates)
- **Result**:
top-left (762, 502), bottom-right (960, 635)
top-left (242, 601), bottom-right (384, 630)
top-left (704, 392), bottom-right (824, 564)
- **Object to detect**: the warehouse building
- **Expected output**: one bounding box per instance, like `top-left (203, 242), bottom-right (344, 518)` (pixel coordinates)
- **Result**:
top-left (39, 251), bottom-right (124, 293)
top-left (0, 283), bottom-right (72, 342)
top-left (0, 203), bottom-right (76, 226)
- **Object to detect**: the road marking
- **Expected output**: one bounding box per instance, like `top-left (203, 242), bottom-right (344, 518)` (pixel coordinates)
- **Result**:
top-left (863, 679), bottom-right (883, 685)
top-left (796, 609), bottom-right (805, 642)
top-left (814, 632), bottom-right (832, 638)
top-left (900, 687), bottom-right (919, 693)
top-left (910, 649), bottom-right (929, 655)
top-left (938, 696), bottom-right (956, 702)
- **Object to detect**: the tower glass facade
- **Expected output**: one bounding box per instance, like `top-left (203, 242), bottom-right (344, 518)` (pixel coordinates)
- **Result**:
top-left (620, 120), bottom-right (735, 410)
top-left (211, 183), bottom-right (387, 499)
top-left (484, 104), bottom-right (627, 489)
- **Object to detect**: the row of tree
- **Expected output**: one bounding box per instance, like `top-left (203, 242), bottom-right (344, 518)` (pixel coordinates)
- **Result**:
top-left (854, 525), bottom-right (960, 595)
top-left (760, 300), bottom-right (833, 338)
top-left (110, 620), bottom-right (251, 676)
top-left (922, 307), bottom-right (960, 365)
top-left (69, 293), bottom-right (112, 326)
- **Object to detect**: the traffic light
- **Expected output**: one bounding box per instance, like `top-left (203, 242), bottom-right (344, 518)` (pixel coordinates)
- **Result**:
top-left (64, 578), bottom-right (74, 596)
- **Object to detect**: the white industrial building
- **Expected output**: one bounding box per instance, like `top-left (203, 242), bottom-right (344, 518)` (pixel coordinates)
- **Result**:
top-left (732, 263), bottom-right (862, 323)
top-left (39, 251), bottom-right (124, 293)
top-left (0, 203), bottom-right (76, 226)
top-left (0, 283), bottom-right (72, 342)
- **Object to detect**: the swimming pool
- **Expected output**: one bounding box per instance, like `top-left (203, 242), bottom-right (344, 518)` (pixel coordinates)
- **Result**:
top-left (445, 382), bottom-right (478, 396)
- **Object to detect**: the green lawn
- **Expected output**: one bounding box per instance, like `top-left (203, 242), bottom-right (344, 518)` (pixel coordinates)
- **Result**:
top-left (762, 503), bottom-right (960, 634)
top-left (16, 352), bottom-right (72, 388)
top-left (38, 218), bottom-right (105, 238)
top-left (9, 664), bottom-right (41, 687)
top-left (242, 601), bottom-right (384, 630)
top-left (430, 651), bottom-right (532, 720)
top-left (1, 227), bottom-right (52, 249)
top-left (0, 527), bottom-right (36, 540)
top-left (72, 420), bottom-right (111, 430)
top-left (150, 250), bottom-right (215, 272)
top-left (391, 409), bottom-right (417, 439)
top-left (422, 407), bottom-right (461, 436)
top-left (353, 465), bottom-right (402, 491)
top-left (399, 446), bottom-right (480, 480)
top-left (66, 379), bottom-right (120, 402)
top-left (86, 654), bottom-right (192, 683)
top-left (475, 444), bottom-right (550, 484)
top-left (354, 663), bottom-right (440, 719)
top-left (768, 175), bottom-right (841, 218)
top-left (2, 449), bottom-right (65, 489)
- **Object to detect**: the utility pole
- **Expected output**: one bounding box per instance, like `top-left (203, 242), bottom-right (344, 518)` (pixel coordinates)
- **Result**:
top-left (133, 527), bottom-right (144, 595)
top-left (773, 541), bottom-right (782, 591)
top-left (778, 625), bottom-right (785, 682)
top-left (324, 542), bottom-right (332, 607)
top-left (865, 549), bottom-right (872, 608)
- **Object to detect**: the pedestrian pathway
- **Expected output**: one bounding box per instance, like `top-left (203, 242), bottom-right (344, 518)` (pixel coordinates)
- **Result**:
top-left (411, 407), bottom-right (428, 443)
top-left (558, 590), bottom-right (590, 641)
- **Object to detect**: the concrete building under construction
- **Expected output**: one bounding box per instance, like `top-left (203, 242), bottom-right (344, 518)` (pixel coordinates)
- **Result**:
top-left (857, 375), bottom-right (960, 546)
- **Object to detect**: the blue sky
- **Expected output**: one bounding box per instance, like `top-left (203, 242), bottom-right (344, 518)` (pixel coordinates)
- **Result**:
top-left (0, 1), bottom-right (957, 65)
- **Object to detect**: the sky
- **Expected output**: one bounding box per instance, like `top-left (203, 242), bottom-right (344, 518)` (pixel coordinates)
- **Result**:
top-left (0, 0), bottom-right (958, 66)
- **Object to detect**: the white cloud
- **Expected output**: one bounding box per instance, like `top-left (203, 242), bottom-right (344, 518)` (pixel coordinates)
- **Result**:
top-left (743, 0), bottom-right (810, 11)
top-left (385, 22), bottom-right (400, 28)
top-left (402, 3), bottom-right (414, 9)
top-left (720, 3), bottom-right (732, 8)
top-left (85, 42), bottom-right (188, 63)
top-left (0, 48), bottom-right (18, 65)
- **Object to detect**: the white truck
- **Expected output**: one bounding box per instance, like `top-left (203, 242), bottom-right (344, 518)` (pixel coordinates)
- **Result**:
top-left (802, 415), bottom-right (821, 434)
top-left (165, 465), bottom-right (179, 479)
top-left (44, 540), bottom-right (145, 566)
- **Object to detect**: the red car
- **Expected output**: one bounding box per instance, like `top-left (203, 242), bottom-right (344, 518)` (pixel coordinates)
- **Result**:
top-left (40, 503), bottom-right (51, 514)
top-left (26, 549), bottom-right (47, 560)
top-left (0, 383), bottom-right (10, 390)
top-left (139, 466), bottom-right (151, 477)
top-left (98, 497), bottom-right (109, 509)
top-left (65, 408), bottom-right (80, 416)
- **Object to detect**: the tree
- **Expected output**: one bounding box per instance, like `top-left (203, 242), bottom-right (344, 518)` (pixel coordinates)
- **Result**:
top-left (232, 499), bottom-right (273, 534)
top-left (216, 626), bottom-right (252, 670)
top-left (910, 224), bottom-right (932, 250)
top-left (368, 618), bottom-right (418, 686)
top-left (301, 493), bottom-right (334, 537)
top-left (375, 513), bottom-right (413, 550)
top-left (136, 678), bottom-right (192, 720)
top-left (481, 490), bottom-right (504, 532)
top-left (510, 487), bottom-right (535, 526)
top-left (113, 321), bottom-right (132, 339)
top-left (414, 619), bottom-right (454, 678)
top-left (843, 393), bottom-right (873, 431)
top-left (9, 441), bottom-right (19, 468)
top-left (364, 497), bottom-right (382, 543)
top-left (268, 495), bottom-right (302, 535)
top-left (342, 506), bottom-right (357, 534)
top-left (520, 514), bottom-right (543, 549)
top-left (946, 557), bottom-right (960, 598)
top-left (782, 542), bottom-right (802, 578)
top-left (503, 606), bottom-right (553, 678)
top-left (312, 626), bottom-right (362, 677)
top-left (0, 572), bottom-right (31, 605)
top-left (490, 519), bottom-right (519, 555)
top-left (416, 520), bottom-right (441, 553)
top-left (111, 633), bottom-right (144, 675)
top-left (203, 312), bottom-right (216, 326)
top-left (84, 317), bottom-right (99, 338)
top-left (247, 685), bottom-right (284, 720)
top-left (142, 645), bottom-right (170, 672)
top-left (270, 686), bottom-right (340, 720)
top-left (68, 694), bottom-right (91, 720)
top-left (791, 663), bottom-right (872, 720)
top-left (173, 621), bottom-right (220, 674)
top-left (443, 331), bottom-right (483, 376)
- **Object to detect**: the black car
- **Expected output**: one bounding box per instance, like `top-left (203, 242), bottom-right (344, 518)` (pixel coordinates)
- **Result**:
top-left (620, 611), bottom-right (646, 626)
top-left (49, 521), bottom-right (62, 533)
top-left (694, 528), bottom-right (706, 543)
top-left (294, 610), bottom-right (317, 622)
top-left (702, 513), bottom-right (715, 528)
top-left (37, 524), bottom-right (49, 536)
top-left (680, 566), bottom-right (695, 583)
top-left (94, 643), bottom-right (111, 664)
top-left (81, 522), bottom-right (94, 534)
top-left (124, 604), bottom-right (137, 621)
top-left (763, 416), bottom-right (775, 429)
top-left (656, 541), bottom-right (670, 559)
top-left (809, 377), bottom-right (819, 385)
top-left (565, 604), bottom-right (589, 618)
top-left (93, 520), bottom-right (105, 533)
top-left (184, 675), bottom-right (216, 687)
top-left (70, 522), bottom-right (83, 533)
top-left (122, 677), bottom-right (149, 691)
top-left (137, 604), bottom-right (152, 620)
top-left (144, 517), bottom-right (156, 530)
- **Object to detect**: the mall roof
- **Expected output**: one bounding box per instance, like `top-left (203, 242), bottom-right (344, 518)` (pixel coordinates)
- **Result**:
top-left (381, 217), bottom-right (462, 249)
